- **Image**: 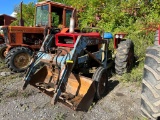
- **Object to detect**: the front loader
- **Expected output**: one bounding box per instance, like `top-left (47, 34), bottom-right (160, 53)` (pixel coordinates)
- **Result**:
top-left (22, 26), bottom-right (134, 111)
top-left (23, 29), bottom-right (108, 111)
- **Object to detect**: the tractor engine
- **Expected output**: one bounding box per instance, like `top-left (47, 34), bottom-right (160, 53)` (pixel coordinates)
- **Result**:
top-left (23, 33), bottom-right (44, 45)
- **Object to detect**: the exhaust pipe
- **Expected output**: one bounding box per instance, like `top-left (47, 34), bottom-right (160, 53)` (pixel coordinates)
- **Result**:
top-left (19, 1), bottom-right (24, 26)
top-left (69, 9), bottom-right (75, 33)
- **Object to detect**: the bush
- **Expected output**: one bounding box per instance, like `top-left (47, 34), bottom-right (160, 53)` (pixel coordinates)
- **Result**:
top-left (120, 62), bottom-right (144, 83)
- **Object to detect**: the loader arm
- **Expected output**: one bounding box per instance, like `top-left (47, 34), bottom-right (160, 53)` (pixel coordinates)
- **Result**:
top-left (23, 27), bottom-right (61, 89)
top-left (23, 34), bottom-right (55, 89)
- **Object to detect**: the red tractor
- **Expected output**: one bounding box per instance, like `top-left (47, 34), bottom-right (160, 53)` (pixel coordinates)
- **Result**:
top-left (0, 34), bottom-right (5, 62)
top-left (0, 33), bottom-right (4, 44)
top-left (141, 26), bottom-right (160, 119)
top-left (0, 1), bottom-right (78, 72)
top-left (0, 14), bottom-right (16, 62)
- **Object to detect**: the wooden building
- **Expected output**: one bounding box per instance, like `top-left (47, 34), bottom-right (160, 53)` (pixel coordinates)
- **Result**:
top-left (0, 14), bottom-right (16, 26)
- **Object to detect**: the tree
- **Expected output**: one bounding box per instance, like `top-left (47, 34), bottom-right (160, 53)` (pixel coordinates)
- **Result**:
top-left (11, 2), bottom-right (35, 26)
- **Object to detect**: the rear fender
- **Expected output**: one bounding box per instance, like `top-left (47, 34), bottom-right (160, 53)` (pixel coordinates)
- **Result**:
top-left (114, 33), bottom-right (127, 49)
top-left (6, 44), bottom-right (34, 53)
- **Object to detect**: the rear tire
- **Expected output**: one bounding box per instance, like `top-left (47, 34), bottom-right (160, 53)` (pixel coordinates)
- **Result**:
top-left (0, 44), bottom-right (7, 63)
top-left (115, 40), bottom-right (134, 75)
top-left (154, 30), bottom-right (159, 45)
top-left (141, 45), bottom-right (160, 120)
top-left (92, 67), bottom-right (108, 100)
top-left (5, 47), bottom-right (32, 72)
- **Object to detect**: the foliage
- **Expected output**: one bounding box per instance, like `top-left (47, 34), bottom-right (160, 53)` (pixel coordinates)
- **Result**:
top-left (11, 0), bottom-right (160, 82)
top-left (11, 2), bottom-right (35, 26)
top-left (69, 0), bottom-right (159, 82)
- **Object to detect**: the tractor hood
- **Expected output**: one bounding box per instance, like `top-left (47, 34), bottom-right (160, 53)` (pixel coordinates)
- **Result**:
top-left (1, 26), bottom-right (44, 44)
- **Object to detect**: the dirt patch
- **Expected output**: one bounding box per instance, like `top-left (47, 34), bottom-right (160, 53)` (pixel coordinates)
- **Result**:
top-left (0, 64), bottom-right (145, 120)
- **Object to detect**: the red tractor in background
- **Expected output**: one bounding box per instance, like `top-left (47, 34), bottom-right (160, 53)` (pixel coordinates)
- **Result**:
top-left (0, 14), bottom-right (16, 62)
top-left (141, 26), bottom-right (160, 119)
top-left (0, 33), bottom-right (4, 44)
top-left (0, 1), bottom-right (78, 72)
top-left (0, 33), bottom-right (5, 62)
top-left (0, 29), bottom-right (4, 44)
top-left (0, 30), bottom-right (4, 44)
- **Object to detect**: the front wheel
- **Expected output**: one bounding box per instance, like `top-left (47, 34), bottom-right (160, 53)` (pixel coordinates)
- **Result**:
top-left (0, 44), bottom-right (7, 63)
top-left (5, 47), bottom-right (32, 72)
top-left (92, 67), bottom-right (108, 100)
top-left (154, 30), bottom-right (159, 45)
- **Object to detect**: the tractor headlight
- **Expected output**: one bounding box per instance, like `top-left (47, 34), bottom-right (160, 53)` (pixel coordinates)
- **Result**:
top-left (115, 35), bottom-right (119, 38)
top-left (120, 35), bottom-right (123, 39)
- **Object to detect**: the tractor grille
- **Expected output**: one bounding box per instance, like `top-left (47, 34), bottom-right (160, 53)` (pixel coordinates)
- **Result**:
top-left (10, 33), bottom-right (16, 43)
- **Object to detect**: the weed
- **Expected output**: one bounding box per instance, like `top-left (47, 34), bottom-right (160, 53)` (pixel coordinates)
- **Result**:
top-left (0, 88), bottom-right (3, 96)
top-left (55, 112), bottom-right (66, 120)
top-left (21, 89), bottom-right (35, 98)
top-left (130, 89), bottom-right (135, 93)
top-left (8, 74), bottom-right (20, 80)
top-left (89, 102), bottom-right (96, 111)
top-left (0, 76), bottom-right (6, 81)
top-left (22, 91), bottom-right (32, 98)
top-left (120, 62), bottom-right (144, 84)
top-left (133, 116), bottom-right (148, 120)
top-left (5, 89), bottom-right (18, 98)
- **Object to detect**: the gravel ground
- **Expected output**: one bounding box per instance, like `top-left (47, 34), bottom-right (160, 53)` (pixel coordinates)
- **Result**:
top-left (0, 65), bottom-right (146, 120)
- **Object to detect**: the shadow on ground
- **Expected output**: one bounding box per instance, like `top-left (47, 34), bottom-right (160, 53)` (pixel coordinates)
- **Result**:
top-left (107, 80), bottom-right (119, 92)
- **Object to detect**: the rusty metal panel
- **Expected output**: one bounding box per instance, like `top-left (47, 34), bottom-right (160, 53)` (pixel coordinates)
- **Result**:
top-left (36, 1), bottom-right (74, 10)
top-left (48, 3), bottom-right (51, 28)
top-left (15, 33), bottom-right (23, 44)
top-left (8, 26), bottom-right (44, 33)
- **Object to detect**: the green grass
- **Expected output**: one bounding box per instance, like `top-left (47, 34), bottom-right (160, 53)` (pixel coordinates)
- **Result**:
top-left (21, 90), bottom-right (34, 98)
top-left (120, 62), bottom-right (144, 84)
top-left (5, 89), bottom-right (19, 98)
top-left (55, 112), bottom-right (66, 120)
top-left (133, 116), bottom-right (148, 120)
top-left (88, 102), bottom-right (96, 111)
top-left (4, 89), bottom-right (34, 99)
top-left (0, 62), bottom-right (8, 72)
top-left (118, 30), bottom-right (155, 83)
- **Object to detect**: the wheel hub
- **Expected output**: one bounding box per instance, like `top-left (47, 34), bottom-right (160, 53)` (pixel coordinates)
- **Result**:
top-left (14, 53), bottom-right (31, 69)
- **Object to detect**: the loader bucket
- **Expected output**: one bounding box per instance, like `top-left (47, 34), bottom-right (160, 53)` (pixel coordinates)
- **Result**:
top-left (28, 65), bottom-right (96, 111)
